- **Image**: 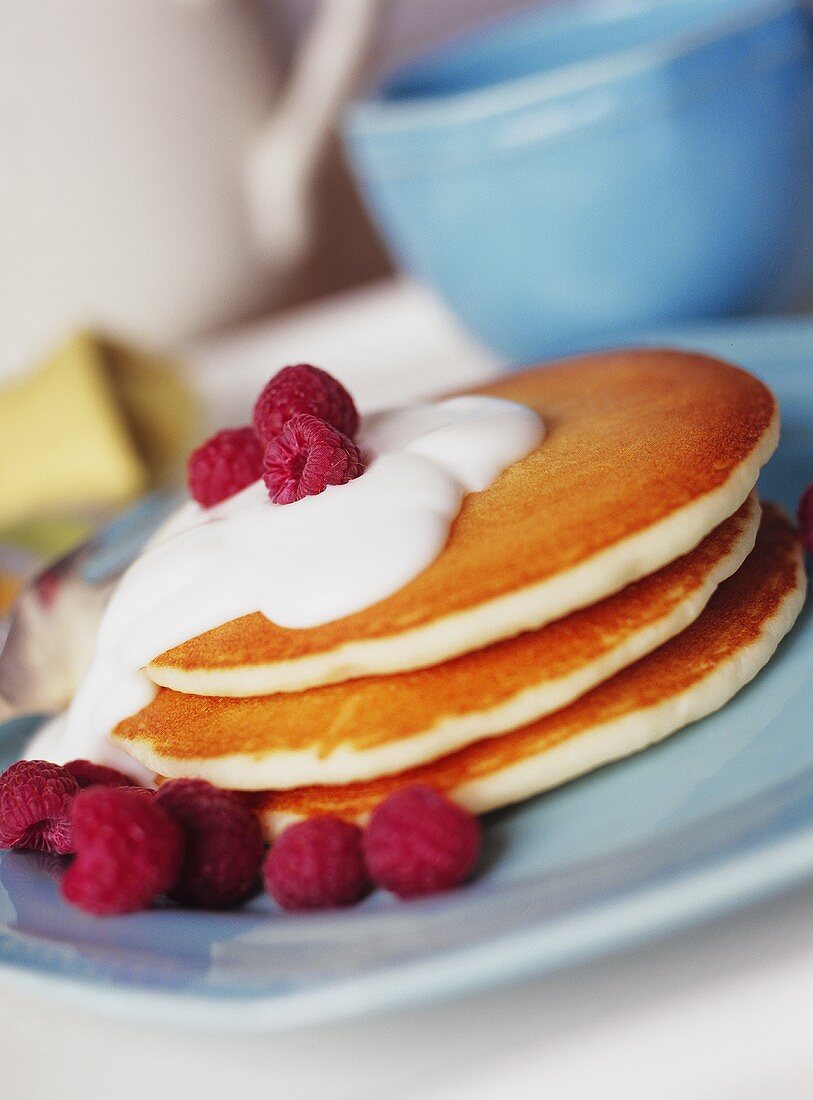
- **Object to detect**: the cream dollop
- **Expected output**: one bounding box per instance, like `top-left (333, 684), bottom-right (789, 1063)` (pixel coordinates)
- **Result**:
top-left (43, 396), bottom-right (543, 772)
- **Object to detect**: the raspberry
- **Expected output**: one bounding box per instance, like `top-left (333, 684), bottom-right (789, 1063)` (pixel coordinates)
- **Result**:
top-left (64, 759), bottom-right (141, 789)
top-left (0, 760), bottom-right (79, 854)
top-left (363, 786), bottom-right (480, 898)
top-left (263, 817), bottom-right (370, 911)
top-left (799, 483), bottom-right (813, 554)
top-left (253, 364), bottom-right (359, 445)
top-left (187, 426), bottom-right (264, 508)
top-left (62, 787), bottom-right (183, 915)
top-left (155, 779), bottom-right (264, 909)
top-left (263, 414), bottom-right (365, 505)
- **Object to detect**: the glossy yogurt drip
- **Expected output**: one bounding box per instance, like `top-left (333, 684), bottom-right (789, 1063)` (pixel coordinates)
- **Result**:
top-left (47, 396), bottom-right (543, 773)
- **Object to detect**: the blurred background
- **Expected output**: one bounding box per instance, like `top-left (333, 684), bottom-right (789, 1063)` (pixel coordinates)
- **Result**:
top-left (2, 0), bottom-right (812, 601)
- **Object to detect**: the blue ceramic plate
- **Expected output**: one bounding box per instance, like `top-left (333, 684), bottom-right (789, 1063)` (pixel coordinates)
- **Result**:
top-left (1, 317), bottom-right (812, 1031)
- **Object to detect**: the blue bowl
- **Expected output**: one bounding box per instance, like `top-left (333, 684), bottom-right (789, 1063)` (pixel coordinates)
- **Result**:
top-left (344, 0), bottom-right (813, 362)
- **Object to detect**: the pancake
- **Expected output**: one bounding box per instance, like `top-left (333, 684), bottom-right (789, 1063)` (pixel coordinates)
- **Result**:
top-left (147, 349), bottom-right (778, 697)
top-left (248, 504), bottom-right (805, 837)
top-left (114, 496), bottom-right (760, 789)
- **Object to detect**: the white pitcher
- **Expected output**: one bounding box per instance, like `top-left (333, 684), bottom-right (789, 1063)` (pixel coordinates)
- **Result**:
top-left (0, 0), bottom-right (376, 379)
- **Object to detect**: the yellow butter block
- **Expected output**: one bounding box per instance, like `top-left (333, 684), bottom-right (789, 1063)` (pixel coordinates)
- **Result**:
top-left (0, 334), bottom-right (148, 528)
top-left (0, 333), bottom-right (197, 530)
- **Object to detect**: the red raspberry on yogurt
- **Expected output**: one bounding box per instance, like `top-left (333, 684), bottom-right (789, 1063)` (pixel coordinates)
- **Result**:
top-left (263, 413), bottom-right (365, 505)
top-left (253, 363), bottom-right (359, 445)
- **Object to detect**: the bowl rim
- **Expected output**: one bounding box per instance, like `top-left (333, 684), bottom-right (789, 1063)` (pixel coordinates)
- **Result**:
top-left (347, 0), bottom-right (804, 134)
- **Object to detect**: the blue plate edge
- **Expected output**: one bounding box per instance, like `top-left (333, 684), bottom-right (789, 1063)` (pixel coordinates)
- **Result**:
top-left (1, 800), bottom-right (813, 1033)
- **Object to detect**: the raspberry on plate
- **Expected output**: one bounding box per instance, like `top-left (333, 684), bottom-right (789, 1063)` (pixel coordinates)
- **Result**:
top-left (62, 787), bottom-right (183, 916)
top-left (156, 779), bottom-right (264, 909)
top-left (0, 760), bottom-right (79, 855)
top-left (799, 482), bottom-right (813, 554)
top-left (64, 759), bottom-right (142, 789)
top-left (264, 816), bottom-right (370, 911)
top-left (363, 785), bottom-right (481, 898)
top-left (253, 363), bottom-right (359, 445)
top-left (263, 413), bottom-right (365, 505)
top-left (187, 426), bottom-right (264, 508)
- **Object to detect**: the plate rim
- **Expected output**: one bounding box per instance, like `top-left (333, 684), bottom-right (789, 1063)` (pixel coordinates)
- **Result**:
top-left (2, 754), bottom-right (813, 1032)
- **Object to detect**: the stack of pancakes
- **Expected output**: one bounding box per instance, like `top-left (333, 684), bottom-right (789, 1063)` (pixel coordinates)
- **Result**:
top-left (112, 350), bottom-right (807, 837)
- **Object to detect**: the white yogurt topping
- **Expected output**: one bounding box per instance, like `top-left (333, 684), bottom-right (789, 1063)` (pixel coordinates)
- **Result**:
top-left (43, 396), bottom-right (543, 773)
